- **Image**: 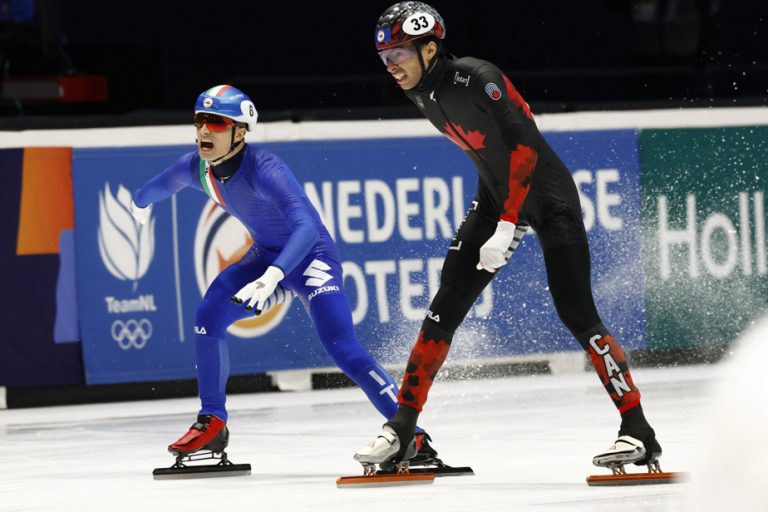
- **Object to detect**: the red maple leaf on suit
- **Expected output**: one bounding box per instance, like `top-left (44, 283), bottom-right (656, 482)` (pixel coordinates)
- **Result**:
top-left (501, 144), bottom-right (538, 222)
top-left (502, 75), bottom-right (534, 120)
top-left (509, 144), bottom-right (537, 186)
top-left (443, 121), bottom-right (486, 152)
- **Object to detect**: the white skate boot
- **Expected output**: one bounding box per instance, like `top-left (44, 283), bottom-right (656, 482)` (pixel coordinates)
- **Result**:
top-left (587, 434), bottom-right (684, 486)
top-left (338, 427), bottom-right (432, 487)
top-left (592, 435), bottom-right (647, 467)
top-left (354, 426), bottom-right (416, 465)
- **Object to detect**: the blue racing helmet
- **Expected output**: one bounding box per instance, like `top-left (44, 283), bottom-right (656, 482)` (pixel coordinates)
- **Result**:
top-left (194, 85), bottom-right (258, 132)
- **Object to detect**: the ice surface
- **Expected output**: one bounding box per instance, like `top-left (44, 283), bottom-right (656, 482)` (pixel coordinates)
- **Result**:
top-left (0, 364), bottom-right (717, 512)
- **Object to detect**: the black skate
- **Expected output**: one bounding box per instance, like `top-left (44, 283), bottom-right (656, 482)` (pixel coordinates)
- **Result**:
top-left (410, 431), bottom-right (440, 466)
top-left (627, 430), bottom-right (662, 466)
top-left (153, 415), bottom-right (251, 480)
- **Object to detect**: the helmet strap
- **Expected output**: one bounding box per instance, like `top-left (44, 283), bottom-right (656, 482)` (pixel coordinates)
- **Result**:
top-left (415, 41), bottom-right (439, 89)
top-left (229, 126), bottom-right (237, 153)
top-left (416, 48), bottom-right (428, 87)
top-left (211, 126), bottom-right (244, 165)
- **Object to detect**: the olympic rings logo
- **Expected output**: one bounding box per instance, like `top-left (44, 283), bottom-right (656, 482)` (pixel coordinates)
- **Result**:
top-left (111, 319), bottom-right (153, 350)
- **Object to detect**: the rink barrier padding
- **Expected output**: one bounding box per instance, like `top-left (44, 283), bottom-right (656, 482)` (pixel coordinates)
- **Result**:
top-left (310, 360), bottom-right (551, 391)
top-left (2, 374), bottom-right (276, 409)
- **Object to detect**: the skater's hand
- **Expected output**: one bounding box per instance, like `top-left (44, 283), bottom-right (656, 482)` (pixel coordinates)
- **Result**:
top-left (130, 200), bottom-right (152, 225)
top-left (231, 266), bottom-right (285, 315)
top-left (476, 221), bottom-right (528, 272)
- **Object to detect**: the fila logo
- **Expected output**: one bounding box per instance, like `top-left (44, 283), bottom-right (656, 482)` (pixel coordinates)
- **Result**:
top-left (303, 259), bottom-right (333, 287)
top-left (426, 310), bottom-right (441, 323)
top-left (194, 325), bottom-right (207, 335)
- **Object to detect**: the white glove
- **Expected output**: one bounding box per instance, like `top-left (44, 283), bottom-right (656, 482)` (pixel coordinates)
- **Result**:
top-left (231, 266), bottom-right (285, 315)
top-left (130, 200), bottom-right (152, 225)
top-left (476, 221), bottom-right (530, 272)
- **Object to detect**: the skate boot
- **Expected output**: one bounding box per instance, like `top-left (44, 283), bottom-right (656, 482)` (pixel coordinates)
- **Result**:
top-left (587, 430), bottom-right (681, 486)
top-left (351, 426), bottom-right (475, 480)
top-left (626, 428), bottom-right (662, 466)
top-left (154, 414), bottom-right (251, 480)
top-left (354, 425), bottom-right (417, 466)
top-left (409, 431), bottom-right (440, 467)
top-left (168, 414), bottom-right (229, 457)
top-left (592, 432), bottom-right (662, 467)
top-left (594, 403), bottom-right (663, 468)
top-left (593, 435), bottom-right (646, 467)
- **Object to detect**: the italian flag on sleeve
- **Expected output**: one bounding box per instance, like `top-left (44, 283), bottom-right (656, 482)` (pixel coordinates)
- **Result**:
top-left (199, 160), bottom-right (226, 207)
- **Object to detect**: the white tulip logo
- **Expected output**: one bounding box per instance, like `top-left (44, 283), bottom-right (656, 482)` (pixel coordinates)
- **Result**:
top-left (98, 183), bottom-right (155, 290)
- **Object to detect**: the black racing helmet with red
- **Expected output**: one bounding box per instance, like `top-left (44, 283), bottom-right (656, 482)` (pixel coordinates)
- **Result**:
top-left (375, 2), bottom-right (446, 51)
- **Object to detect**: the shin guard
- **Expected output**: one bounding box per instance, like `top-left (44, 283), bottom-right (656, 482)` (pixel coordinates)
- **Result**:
top-left (577, 324), bottom-right (641, 413)
top-left (398, 325), bottom-right (453, 412)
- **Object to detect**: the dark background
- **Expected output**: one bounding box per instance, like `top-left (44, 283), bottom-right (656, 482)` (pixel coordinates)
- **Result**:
top-left (1, 0), bottom-right (767, 128)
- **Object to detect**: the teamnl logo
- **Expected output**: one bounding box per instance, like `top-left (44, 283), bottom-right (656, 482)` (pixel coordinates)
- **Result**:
top-left (194, 201), bottom-right (292, 338)
top-left (98, 182), bottom-right (157, 350)
top-left (98, 183), bottom-right (155, 288)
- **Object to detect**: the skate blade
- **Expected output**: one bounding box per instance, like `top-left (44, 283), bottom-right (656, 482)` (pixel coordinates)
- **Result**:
top-left (586, 471), bottom-right (688, 486)
top-left (336, 473), bottom-right (435, 488)
top-left (377, 465), bottom-right (474, 477)
top-left (153, 463), bottom-right (251, 480)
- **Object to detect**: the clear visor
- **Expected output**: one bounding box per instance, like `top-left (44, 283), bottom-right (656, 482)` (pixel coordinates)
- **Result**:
top-left (378, 46), bottom-right (417, 66)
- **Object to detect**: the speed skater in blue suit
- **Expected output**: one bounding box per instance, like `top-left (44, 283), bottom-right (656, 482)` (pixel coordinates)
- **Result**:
top-left (131, 85), bottom-right (437, 465)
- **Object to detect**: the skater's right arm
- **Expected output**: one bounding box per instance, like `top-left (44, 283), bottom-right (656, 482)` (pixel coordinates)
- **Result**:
top-left (131, 154), bottom-right (196, 224)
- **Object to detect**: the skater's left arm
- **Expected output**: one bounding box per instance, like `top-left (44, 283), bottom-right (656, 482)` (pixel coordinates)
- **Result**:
top-left (469, 61), bottom-right (538, 226)
top-left (257, 157), bottom-right (319, 274)
top-left (231, 157), bottom-right (318, 314)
